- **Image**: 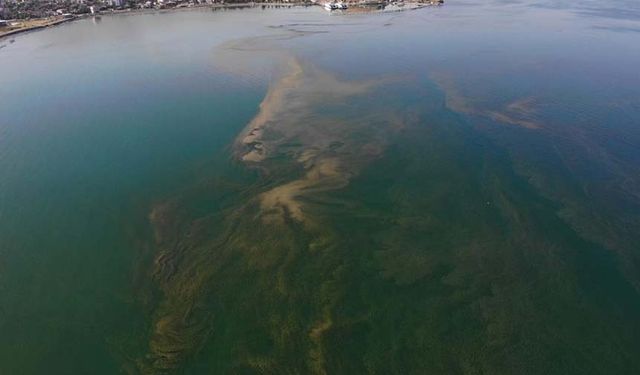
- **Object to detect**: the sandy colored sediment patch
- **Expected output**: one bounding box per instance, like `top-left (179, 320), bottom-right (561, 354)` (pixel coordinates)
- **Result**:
top-left (260, 157), bottom-right (350, 223)
top-left (235, 58), bottom-right (389, 224)
top-left (431, 72), bottom-right (542, 129)
top-left (239, 59), bottom-right (304, 162)
top-left (487, 97), bottom-right (540, 129)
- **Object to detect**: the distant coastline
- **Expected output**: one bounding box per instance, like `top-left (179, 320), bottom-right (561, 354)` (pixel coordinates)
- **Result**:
top-left (1, 4), bottom-right (293, 40)
top-left (0, 0), bottom-right (441, 40)
top-left (0, 16), bottom-right (77, 40)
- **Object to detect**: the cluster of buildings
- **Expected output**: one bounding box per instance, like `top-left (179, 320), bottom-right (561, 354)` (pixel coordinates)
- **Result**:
top-left (0, 0), bottom-right (293, 19)
top-left (0, 0), bottom-right (441, 21)
top-left (1, 0), bottom-right (92, 19)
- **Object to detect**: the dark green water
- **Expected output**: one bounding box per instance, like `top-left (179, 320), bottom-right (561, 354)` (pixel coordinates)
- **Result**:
top-left (1, 1), bottom-right (640, 374)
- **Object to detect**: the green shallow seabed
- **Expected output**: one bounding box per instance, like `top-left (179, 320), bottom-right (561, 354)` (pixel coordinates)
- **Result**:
top-left (129, 73), bottom-right (640, 374)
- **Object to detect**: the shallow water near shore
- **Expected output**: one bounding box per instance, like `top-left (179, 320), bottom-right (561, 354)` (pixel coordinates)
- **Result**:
top-left (1, 1), bottom-right (640, 374)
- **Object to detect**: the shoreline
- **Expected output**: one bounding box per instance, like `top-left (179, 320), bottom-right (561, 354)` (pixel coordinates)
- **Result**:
top-left (0, 17), bottom-right (77, 40)
top-left (0, 3), bottom-right (307, 40)
top-left (0, 1), bottom-right (438, 41)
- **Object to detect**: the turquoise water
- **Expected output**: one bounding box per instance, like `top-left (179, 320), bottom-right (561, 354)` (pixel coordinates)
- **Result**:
top-left (1, 2), bottom-right (640, 374)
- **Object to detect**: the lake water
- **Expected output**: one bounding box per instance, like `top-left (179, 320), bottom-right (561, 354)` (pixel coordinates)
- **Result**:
top-left (1, 1), bottom-right (640, 374)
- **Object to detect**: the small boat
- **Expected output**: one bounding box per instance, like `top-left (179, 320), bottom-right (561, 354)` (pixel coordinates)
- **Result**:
top-left (324, 2), bottom-right (338, 10)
